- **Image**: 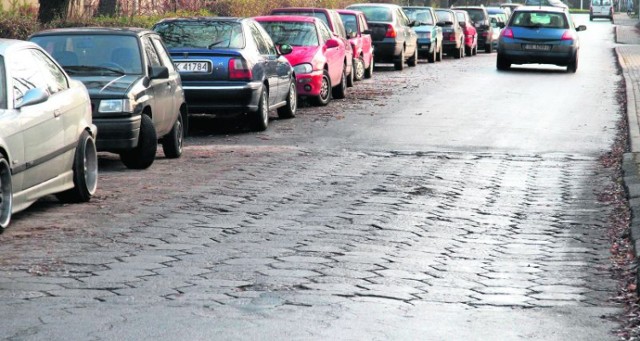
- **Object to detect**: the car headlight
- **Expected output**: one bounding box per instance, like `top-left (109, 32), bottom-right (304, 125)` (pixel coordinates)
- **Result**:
top-left (98, 99), bottom-right (132, 113)
top-left (293, 63), bottom-right (313, 74)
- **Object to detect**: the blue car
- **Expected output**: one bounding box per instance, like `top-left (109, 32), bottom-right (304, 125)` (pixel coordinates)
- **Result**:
top-left (402, 6), bottom-right (443, 63)
top-left (153, 17), bottom-right (297, 131)
top-left (496, 7), bottom-right (586, 73)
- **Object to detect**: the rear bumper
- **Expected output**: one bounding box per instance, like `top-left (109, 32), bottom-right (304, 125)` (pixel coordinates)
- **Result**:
top-left (498, 48), bottom-right (576, 65)
top-left (183, 81), bottom-right (262, 116)
top-left (372, 40), bottom-right (403, 62)
top-left (416, 38), bottom-right (433, 52)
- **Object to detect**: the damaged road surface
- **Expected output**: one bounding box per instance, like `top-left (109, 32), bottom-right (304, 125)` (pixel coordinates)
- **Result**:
top-left (0, 16), bottom-right (626, 340)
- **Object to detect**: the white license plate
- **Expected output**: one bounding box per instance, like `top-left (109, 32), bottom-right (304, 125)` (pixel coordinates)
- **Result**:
top-left (175, 61), bottom-right (210, 73)
top-left (523, 44), bottom-right (551, 51)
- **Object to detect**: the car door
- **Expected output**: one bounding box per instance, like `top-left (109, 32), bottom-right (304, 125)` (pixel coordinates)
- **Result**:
top-left (359, 13), bottom-right (373, 63)
top-left (397, 8), bottom-right (417, 55)
top-left (141, 35), bottom-right (171, 135)
top-left (254, 21), bottom-right (290, 102)
top-left (249, 22), bottom-right (279, 106)
top-left (317, 21), bottom-right (344, 86)
top-left (7, 47), bottom-right (65, 190)
top-left (151, 35), bottom-right (182, 134)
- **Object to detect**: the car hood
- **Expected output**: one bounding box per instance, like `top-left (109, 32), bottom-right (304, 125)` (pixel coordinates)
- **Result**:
top-left (74, 75), bottom-right (142, 98)
top-left (285, 46), bottom-right (321, 67)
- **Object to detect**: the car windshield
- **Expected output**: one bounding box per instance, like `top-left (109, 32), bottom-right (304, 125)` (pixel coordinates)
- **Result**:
top-left (259, 21), bottom-right (319, 46)
top-left (403, 9), bottom-right (434, 25)
top-left (461, 9), bottom-right (485, 23)
top-left (153, 21), bottom-right (245, 49)
top-left (510, 11), bottom-right (568, 28)
top-left (272, 11), bottom-right (330, 27)
top-left (339, 13), bottom-right (358, 36)
top-left (30, 34), bottom-right (143, 75)
top-left (349, 6), bottom-right (393, 22)
top-left (435, 11), bottom-right (454, 22)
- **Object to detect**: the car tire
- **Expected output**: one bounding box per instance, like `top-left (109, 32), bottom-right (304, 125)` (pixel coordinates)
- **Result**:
top-left (394, 49), bottom-right (405, 70)
top-left (56, 130), bottom-right (98, 203)
top-left (332, 68), bottom-right (347, 99)
top-left (496, 53), bottom-right (511, 71)
top-left (0, 158), bottom-right (12, 230)
top-left (277, 81), bottom-right (297, 119)
top-left (408, 47), bottom-right (418, 67)
top-left (427, 45), bottom-right (436, 63)
top-left (346, 63), bottom-right (355, 87)
top-left (313, 70), bottom-right (332, 106)
top-left (120, 114), bottom-right (157, 169)
top-left (364, 56), bottom-right (374, 79)
top-left (353, 57), bottom-right (365, 81)
top-left (567, 53), bottom-right (578, 73)
top-left (161, 112), bottom-right (184, 159)
top-left (454, 45), bottom-right (462, 59)
top-left (252, 87), bottom-right (269, 131)
top-left (436, 45), bottom-right (443, 61)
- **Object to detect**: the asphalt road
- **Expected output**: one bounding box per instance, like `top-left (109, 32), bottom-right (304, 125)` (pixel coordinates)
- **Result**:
top-left (0, 14), bottom-right (626, 340)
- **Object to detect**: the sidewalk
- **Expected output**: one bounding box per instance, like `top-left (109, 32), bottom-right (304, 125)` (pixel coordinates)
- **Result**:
top-left (615, 12), bottom-right (640, 288)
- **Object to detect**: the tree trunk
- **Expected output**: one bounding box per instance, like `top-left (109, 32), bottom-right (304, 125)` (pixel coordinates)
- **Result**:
top-left (97, 0), bottom-right (118, 16)
top-left (38, 0), bottom-right (70, 23)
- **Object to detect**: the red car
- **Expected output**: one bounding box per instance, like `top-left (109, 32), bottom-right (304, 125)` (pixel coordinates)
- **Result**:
top-left (255, 16), bottom-right (348, 106)
top-left (454, 10), bottom-right (478, 56)
top-left (337, 9), bottom-right (374, 81)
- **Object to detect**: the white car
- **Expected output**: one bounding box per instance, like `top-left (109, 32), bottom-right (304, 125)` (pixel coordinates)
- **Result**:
top-left (0, 39), bottom-right (97, 230)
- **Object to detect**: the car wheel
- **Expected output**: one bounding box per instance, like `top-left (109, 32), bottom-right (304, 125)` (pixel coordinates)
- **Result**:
top-left (332, 68), bottom-right (347, 99)
top-left (408, 47), bottom-right (418, 67)
top-left (454, 45), bottom-right (462, 59)
top-left (120, 114), bottom-right (157, 169)
top-left (364, 55), bottom-right (374, 79)
top-left (567, 53), bottom-right (578, 73)
top-left (56, 130), bottom-right (98, 203)
top-left (427, 45), bottom-right (436, 63)
top-left (346, 63), bottom-right (355, 87)
top-left (161, 112), bottom-right (184, 158)
top-left (277, 81), bottom-right (297, 119)
top-left (496, 53), bottom-right (511, 71)
top-left (353, 57), bottom-right (365, 81)
top-left (436, 45), bottom-right (443, 62)
top-left (314, 70), bottom-right (332, 106)
top-left (252, 86), bottom-right (269, 131)
top-left (394, 49), bottom-right (405, 70)
top-left (0, 158), bottom-right (12, 230)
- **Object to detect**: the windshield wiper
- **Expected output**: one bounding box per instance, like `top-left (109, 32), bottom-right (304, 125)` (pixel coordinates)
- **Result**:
top-left (64, 65), bottom-right (125, 75)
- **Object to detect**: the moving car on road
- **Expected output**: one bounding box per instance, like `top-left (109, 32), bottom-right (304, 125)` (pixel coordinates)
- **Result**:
top-left (30, 28), bottom-right (186, 169)
top-left (337, 9), bottom-right (375, 80)
top-left (346, 3), bottom-right (418, 70)
top-left (0, 39), bottom-right (97, 230)
top-left (153, 17), bottom-right (297, 131)
top-left (435, 8), bottom-right (465, 59)
top-left (255, 15), bottom-right (349, 106)
top-left (590, 0), bottom-right (614, 21)
top-left (496, 7), bottom-right (587, 72)
top-left (403, 6), bottom-right (443, 63)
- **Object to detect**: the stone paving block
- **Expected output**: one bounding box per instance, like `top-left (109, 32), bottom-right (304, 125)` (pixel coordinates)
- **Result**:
top-left (470, 294), bottom-right (532, 307)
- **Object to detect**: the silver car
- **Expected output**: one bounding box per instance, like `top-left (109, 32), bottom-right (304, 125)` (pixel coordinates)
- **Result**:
top-left (0, 39), bottom-right (97, 230)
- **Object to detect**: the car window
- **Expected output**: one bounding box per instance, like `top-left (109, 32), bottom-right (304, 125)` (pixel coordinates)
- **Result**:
top-left (404, 9), bottom-right (435, 25)
top-left (462, 9), bottom-right (485, 23)
top-left (142, 37), bottom-right (161, 68)
top-left (317, 21), bottom-right (333, 42)
top-left (0, 57), bottom-right (6, 109)
top-left (349, 6), bottom-right (393, 22)
top-left (592, 0), bottom-right (612, 4)
top-left (455, 12), bottom-right (466, 23)
top-left (31, 34), bottom-right (144, 75)
top-left (511, 11), bottom-right (568, 28)
top-left (359, 14), bottom-right (369, 31)
top-left (154, 20), bottom-right (245, 49)
top-left (331, 12), bottom-right (347, 38)
top-left (9, 49), bottom-right (57, 106)
top-left (273, 10), bottom-right (330, 29)
top-left (436, 10), bottom-right (454, 22)
top-left (340, 13), bottom-right (358, 36)
top-left (254, 22), bottom-right (278, 55)
top-left (259, 21), bottom-right (320, 46)
top-left (249, 22), bottom-right (276, 55)
top-left (150, 36), bottom-right (176, 72)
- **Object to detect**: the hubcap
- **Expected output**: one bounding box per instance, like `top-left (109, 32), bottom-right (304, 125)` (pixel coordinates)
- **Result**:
top-left (289, 84), bottom-right (297, 111)
top-left (176, 119), bottom-right (183, 153)
top-left (356, 60), bottom-right (364, 79)
top-left (320, 76), bottom-right (329, 101)
top-left (0, 160), bottom-right (11, 228)
top-left (83, 138), bottom-right (98, 195)
top-left (262, 94), bottom-right (268, 125)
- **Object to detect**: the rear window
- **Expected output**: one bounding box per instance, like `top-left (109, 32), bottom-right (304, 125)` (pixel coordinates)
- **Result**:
top-left (510, 11), bottom-right (568, 28)
top-left (271, 11), bottom-right (330, 28)
top-left (591, 0), bottom-right (612, 5)
top-left (403, 9), bottom-right (434, 25)
top-left (258, 21), bottom-right (319, 46)
top-left (435, 10), bottom-right (454, 22)
top-left (339, 13), bottom-right (358, 35)
top-left (460, 9), bottom-right (485, 23)
top-left (153, 21), bottom-right (245, 49)
top-left (348, 6), bottom-right (393, 22)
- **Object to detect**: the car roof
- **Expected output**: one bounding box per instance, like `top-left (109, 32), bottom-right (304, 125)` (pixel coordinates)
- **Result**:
top-left (336, 9), bottom-right (363, 15)
top-left (513, 5), bottom-right (568, 12)
top-left (254, 15), bottom-right (318, 23)
top-left (403, 6), bottom-right (434, 9)
top-left (348, 3), bottom-right (400, 8)
top-left (155, 17), bottom-right (244, 24)
top-left (0, 39), bottom-right (40, 54)
top-left (30, 27), bottom-right (155, 37)
top-left (271, 7), bottom-right (332, 13)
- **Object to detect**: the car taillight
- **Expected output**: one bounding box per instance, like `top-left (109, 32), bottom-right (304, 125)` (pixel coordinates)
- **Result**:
top-left (385, 24), bottom-right (397, 38)
top-left (501, 28), bottom-right (514, 39)
top-left (229, 58), bottom-right (252, 80)
top-left (561, 30), bottom-right (575, 41)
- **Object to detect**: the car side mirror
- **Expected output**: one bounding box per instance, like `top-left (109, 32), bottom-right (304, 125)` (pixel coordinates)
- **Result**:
top-left (277, 43), bottom-right (293, 55)
top-left (149, 66), bottom-right (169, 80)
top-left (576, 24), bottom-right (587, 31)
top-left (325, 38), bottom-right (340, 49)
top-left (16, 88), bottom-right (49, 109)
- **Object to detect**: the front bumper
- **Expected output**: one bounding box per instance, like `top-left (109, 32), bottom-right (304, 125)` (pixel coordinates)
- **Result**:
top-left (183, 81), bottom-right (262, 115)
top-left (94, 114), bottom-right (141, 152)
top-left (295, 70), bottom-right (324, 97)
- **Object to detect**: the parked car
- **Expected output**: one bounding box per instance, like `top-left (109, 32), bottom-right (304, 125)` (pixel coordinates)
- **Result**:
top-left (452, 6), bottom-right (495, 53)
top-left (152, 17), bottom-right (297, 132)
top-left (590, 0), bottom-right (614, 21)
top-left (489, 15), bottom-right (505, 50)
top-left (402, 6), bottom-right (443, 63)
top-left (30, 28), bottom-right (186, 169)
top-left (454, 9), bottom-right (479, 56)
top-left (255, 16), bottom-right (349, 106)
top-left (487, 7), bottom-right (510, 23)
top-left (0, 39), bottom-right (98, 229)
top-left (496, 7), bottom-right (586, 72)
top-left (269, 7), bottom-right (355, 87)
top-left (435, 9), bottom-right (465, 59)
top-left (337, 9), bottom-right (375, 80)
top-left (347, 3), bottom-right (419, 70)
